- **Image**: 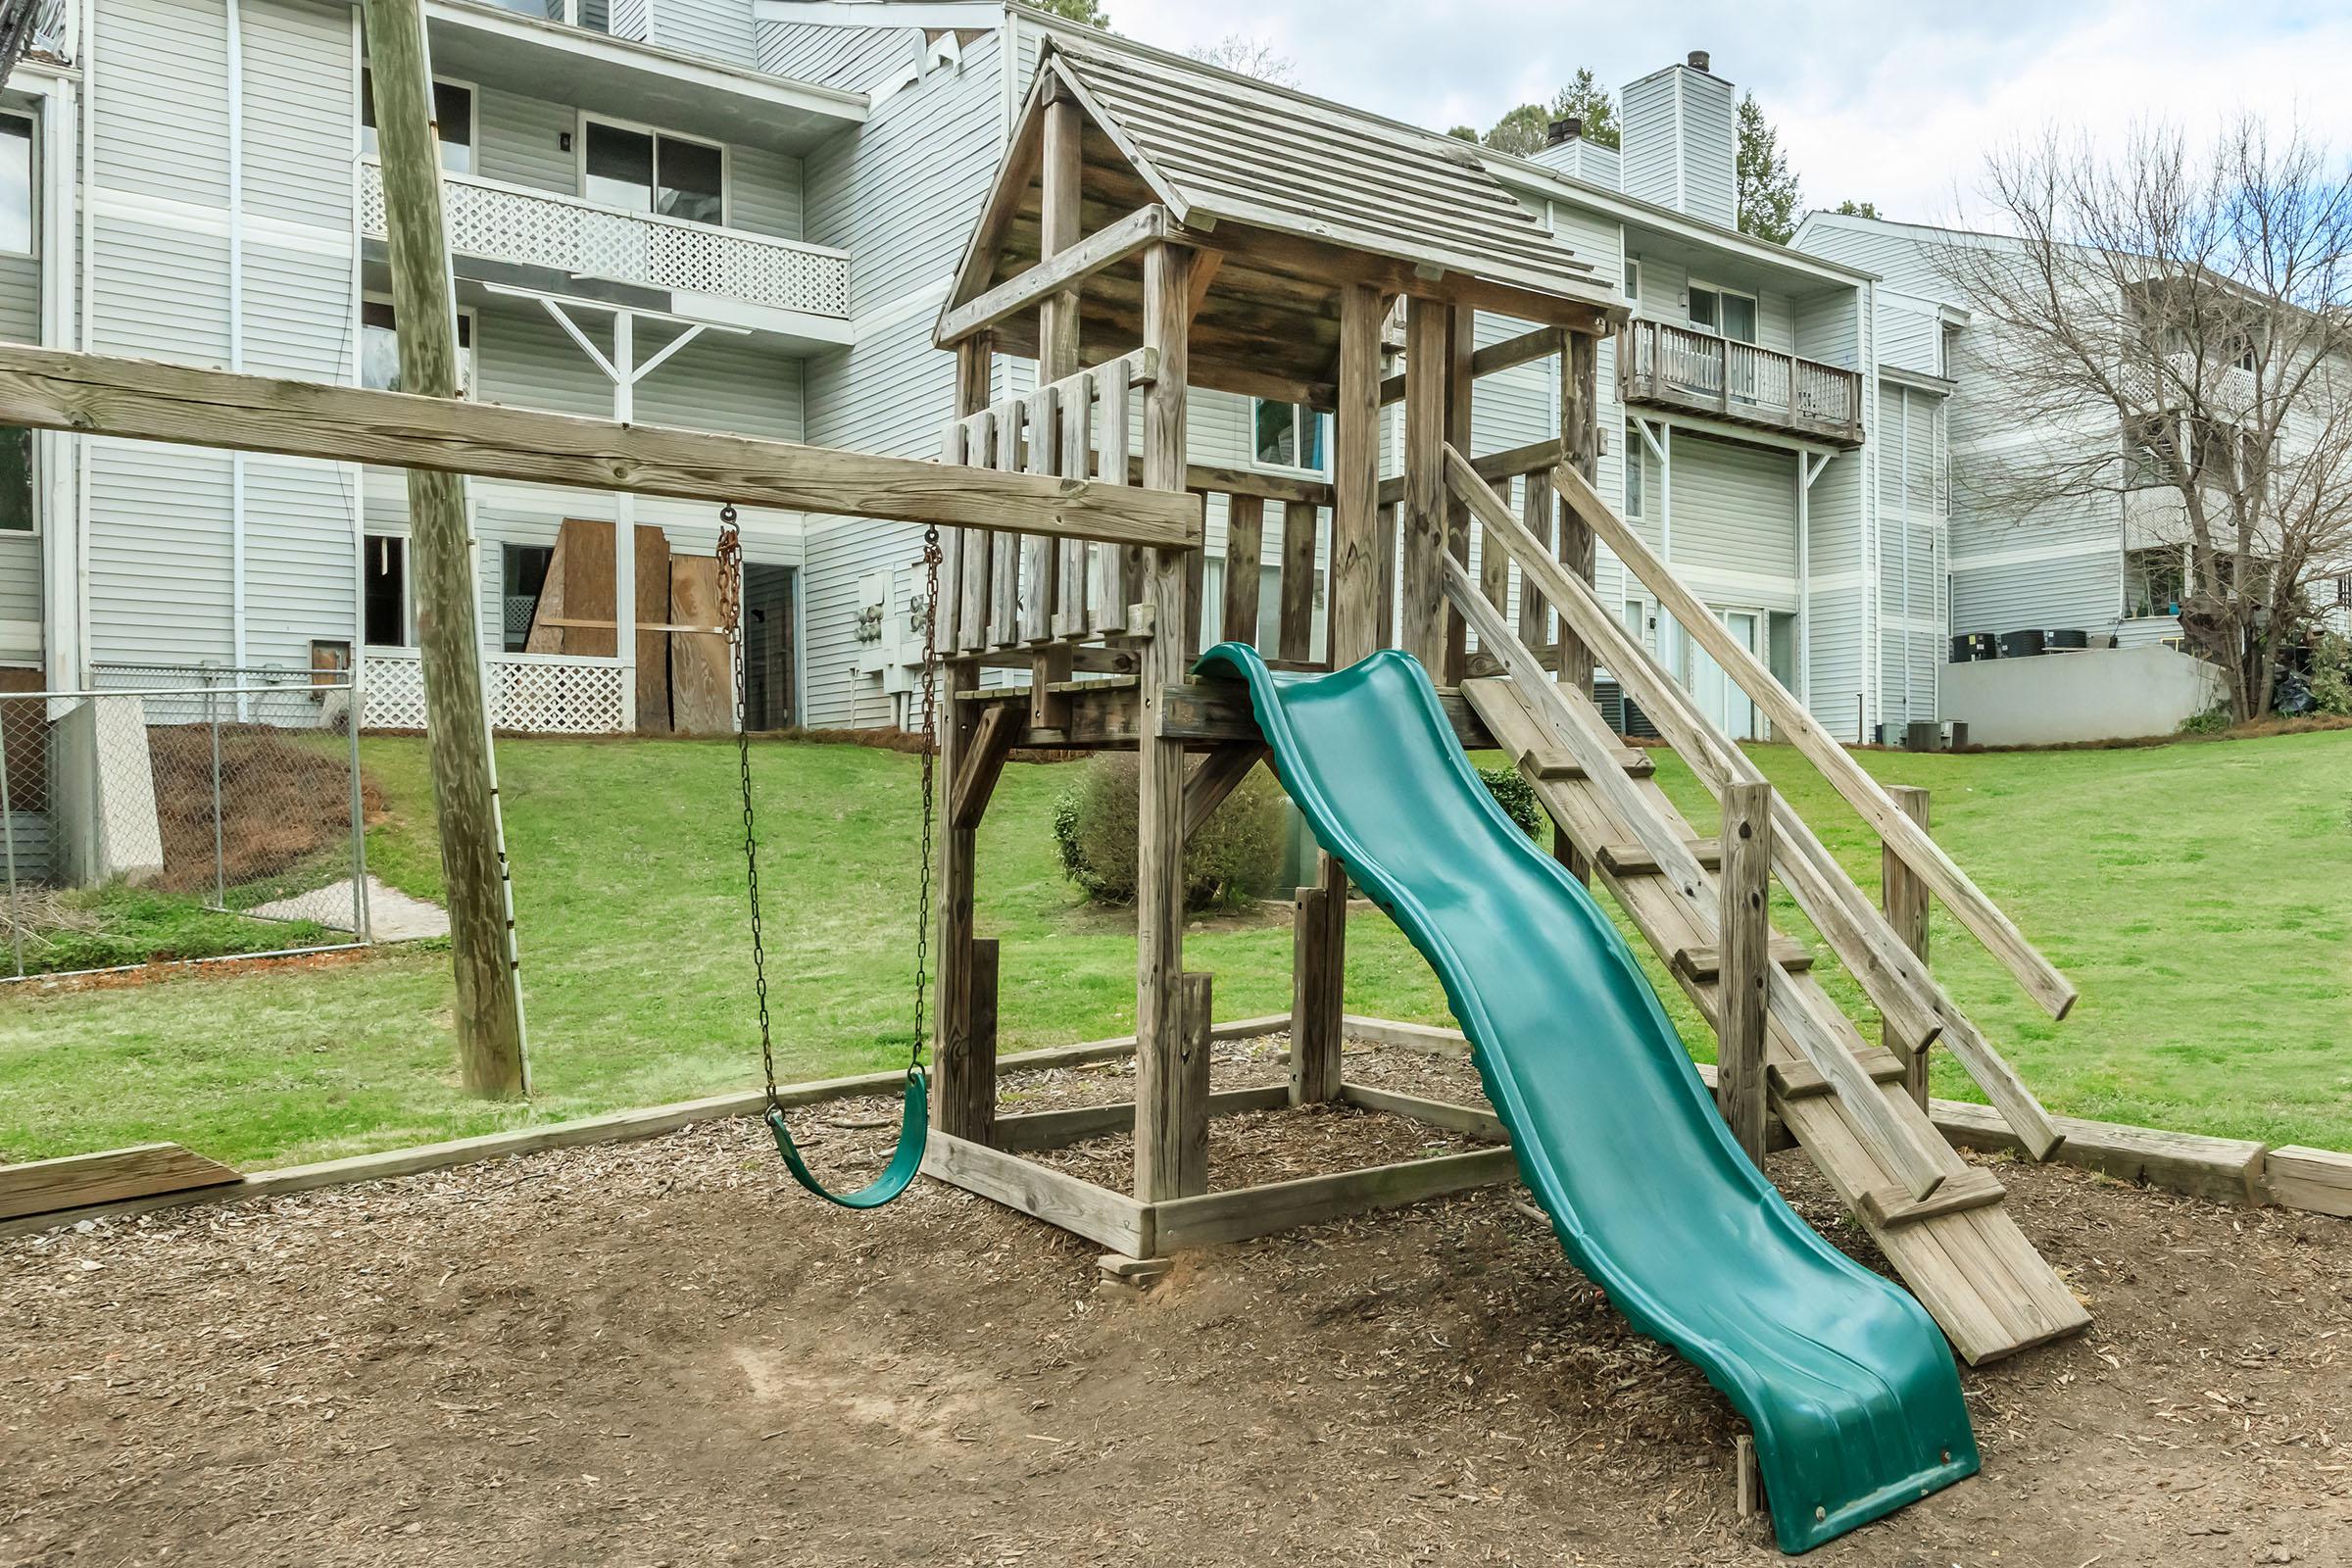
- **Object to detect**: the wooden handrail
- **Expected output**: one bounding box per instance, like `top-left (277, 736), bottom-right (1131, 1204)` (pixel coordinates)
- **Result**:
top-left (1447, 446), bottom-right (2064, 1157)
top-left (1443, 554), bottom-right (1953, 1200)
top-left (1541, 454), bottom-right (2078, 1021)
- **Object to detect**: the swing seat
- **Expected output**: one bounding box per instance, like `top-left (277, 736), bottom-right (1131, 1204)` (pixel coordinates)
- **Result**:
top-left (765, 1069), bottom-right (929, 1209)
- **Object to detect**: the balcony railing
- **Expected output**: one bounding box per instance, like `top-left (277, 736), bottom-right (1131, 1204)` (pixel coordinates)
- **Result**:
top-left (359, 162), bottom-right (851, 320)
top-left (1619, 318), bottom-right (1864, 447)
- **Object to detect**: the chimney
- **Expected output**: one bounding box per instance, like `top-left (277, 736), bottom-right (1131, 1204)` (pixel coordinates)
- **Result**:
top-left (1546, 116), bottom-right (1581, 147)
top-left (1619, 52), bottom-right (1737, 226)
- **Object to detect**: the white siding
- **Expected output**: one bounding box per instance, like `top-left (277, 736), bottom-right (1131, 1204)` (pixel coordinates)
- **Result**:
top-left (243, 458), bottom-right (358, 670)
top-left (1671, 435), bottom-right (1798, 611)
top-left (475, 86), bottom-right (576, 196)
top-left (94, 0), bottom-right (231, 208)
top-left (730, 144), bottom-right (804, 241)
top-left (755, 20), bottom-right (917, 91)
top-left (240, 0), bottom-right (352, 230)
top-left (88, 442), bottom-right (236, 666)
top-left (1620, 63), bottom-right (1735, 228)
top-left (651, 0), bottom-right (758, 69)
top-left (0, 255), bottom-right (39, 344)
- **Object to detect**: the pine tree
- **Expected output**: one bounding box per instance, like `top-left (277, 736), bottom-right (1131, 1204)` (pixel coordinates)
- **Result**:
top-left (1736, 92), bottom-right (1801, 243)
top-left (1548, 68), bottom-right (1619, 149)
top-left (1031, 0), bottom-right (1110, 27)
top-left (1833, 199), bottom-right (1881, 220)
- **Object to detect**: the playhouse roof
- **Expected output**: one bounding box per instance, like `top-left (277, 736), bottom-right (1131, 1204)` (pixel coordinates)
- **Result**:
top-left (940, 27), bottom-right (1626, 403)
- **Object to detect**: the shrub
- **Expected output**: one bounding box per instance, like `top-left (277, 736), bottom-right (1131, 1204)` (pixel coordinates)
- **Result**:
top-left (2309, 632), bottom-right (2352, 718)
top-left (1054, 755), bottom-right (1289, 910)
top-left (2178, 703), bottom-right (2232, 736)
top-left (1477, 764), bottom-right (1545, 839)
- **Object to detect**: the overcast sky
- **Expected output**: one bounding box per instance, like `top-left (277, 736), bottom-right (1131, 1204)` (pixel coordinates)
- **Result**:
top-left (1105, 1), bottom-right (2352, 227)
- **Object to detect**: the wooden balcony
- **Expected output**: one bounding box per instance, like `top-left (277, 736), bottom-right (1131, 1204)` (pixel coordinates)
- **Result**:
top-left (1619, 318), bottom-right (1865, 448)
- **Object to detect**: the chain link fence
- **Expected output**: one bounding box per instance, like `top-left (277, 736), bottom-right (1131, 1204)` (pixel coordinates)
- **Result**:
top-left (0, 665), bottom-right (372, 979)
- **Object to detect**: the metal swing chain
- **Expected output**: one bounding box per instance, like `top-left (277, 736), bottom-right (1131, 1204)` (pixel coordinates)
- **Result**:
top-left (718, 507), bottom-right (943, 1114)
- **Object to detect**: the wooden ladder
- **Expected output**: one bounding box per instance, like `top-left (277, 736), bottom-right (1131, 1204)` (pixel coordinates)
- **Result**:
top-left (1467, 676), bottom-right (2087, 1363)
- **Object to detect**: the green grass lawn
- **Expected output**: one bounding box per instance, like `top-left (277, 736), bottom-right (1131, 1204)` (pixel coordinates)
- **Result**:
top-left (3, 724), bottom-right (2348, 1169)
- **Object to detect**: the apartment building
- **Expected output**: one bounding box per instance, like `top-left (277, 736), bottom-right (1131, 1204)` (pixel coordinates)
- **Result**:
top-left (0, 1), bottom-right (1950, 746)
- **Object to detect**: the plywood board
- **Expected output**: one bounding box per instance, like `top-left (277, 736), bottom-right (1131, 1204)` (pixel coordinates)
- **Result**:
top-left (667, 554), bottom-right (734, 735)
top-left (634, 524), bottom-right (671, 733)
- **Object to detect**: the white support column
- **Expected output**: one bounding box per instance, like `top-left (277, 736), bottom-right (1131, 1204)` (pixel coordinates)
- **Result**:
top-left (612, 310), bottom-right (637, 733)
top-left (1796, 449), bottom-right (1832, 712)
top-left (1636, 417), bottom-right (1675, 680)
top-left (35, 74), bottom-right (83, 688)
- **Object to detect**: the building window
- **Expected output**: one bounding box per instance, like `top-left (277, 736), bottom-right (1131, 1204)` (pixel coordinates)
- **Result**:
top-left (502, 542), bottom-right (553, 652)
top-left (2123, 545), bottom-right (2186, 620)
top-left (362, 299), bottom-right (473, 395)
top-left (1688, 282), bottom-right (1757, 344)
top-left (583, 120), bottom-right (725, 225)
top-left (363, 534), bottom-right (409, 647)
top-left (1250, 399), bottom-right (1326, 472)
top-left (1623, 256), bottom-right (1641, 306)
top-left (1623, 423), bottom-right (1645, 517)
top-left (0, 425), bottom-right (30, 533)
top-left (360, 71), bottom-right (474, 175)
top-left (0, 115), bottom-right (32, 256)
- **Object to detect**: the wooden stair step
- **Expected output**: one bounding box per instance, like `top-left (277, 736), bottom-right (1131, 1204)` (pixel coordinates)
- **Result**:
top-left (1857, 1166), bottom-right (2009, 1227)
top-left (1672, 938), bottom-right (1813, 983)
top-left (1595, 837), bottom-right (1721, 877)
top-left (1517, 745), bottom-right (1656, 782)
top-left (1768, 1047), bottom-right (1909, 1101)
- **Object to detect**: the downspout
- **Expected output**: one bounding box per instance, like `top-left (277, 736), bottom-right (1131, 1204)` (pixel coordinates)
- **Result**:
top-left (74, 0), bottom-right (93, 683)
top-left (227, 0), bottom-right (247, 678)
top-left (39, 68), bottom-right (79, 688)
top-left (1899, 383), bottom-right (1912, 727)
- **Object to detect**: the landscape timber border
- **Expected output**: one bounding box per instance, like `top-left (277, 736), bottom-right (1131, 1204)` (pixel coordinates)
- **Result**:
top-left (6, 1013), bottom-right (2343, 1243)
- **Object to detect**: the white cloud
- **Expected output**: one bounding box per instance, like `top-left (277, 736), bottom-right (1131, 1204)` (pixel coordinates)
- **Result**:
top-left (1105, 0), bottom-right (2352, 225)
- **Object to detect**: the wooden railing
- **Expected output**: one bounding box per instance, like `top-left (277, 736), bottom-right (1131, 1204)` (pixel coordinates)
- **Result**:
top-left (1618, 319), bottom-right (1864, 446)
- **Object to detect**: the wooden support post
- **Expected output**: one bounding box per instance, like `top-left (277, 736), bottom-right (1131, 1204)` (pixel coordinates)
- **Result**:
top-left (1400, 299), bottom-right (1448, 672)
top-left (1443, 305), bottom-right (1475, 684)
top-left (1551, 330), bottom-right (1601, 885)
top-left (1736, 1433), bottom-right (1761, 1520)
top-left (1290, 859), bottom-right (1346, 1103)
top-left (1134, 241), bottom-right (1200, 1201)
top-left (1886, 785), bottom-right (1933, 1109)
top-left (1221, 494), bottom-right (1263, 642)
top-left (935, 333), bottom-right (995, 1143)
top-left (1329, 282), bottom-right (1383, 665)
top-left (363, 0), bottom-right (526, 1099)
top-left (1717, 781), bottom-right (1774, 1167)
top-left (1176, 972), bottom-right (1213, 1195)
top-left (1277, 501), bottom-right (1315, 662)
top-left (1029, 82), bottom-right (1083, 730)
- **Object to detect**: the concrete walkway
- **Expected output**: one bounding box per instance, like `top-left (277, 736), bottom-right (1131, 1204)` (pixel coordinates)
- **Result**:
top-left (250, 875), bottom-right (449, 942)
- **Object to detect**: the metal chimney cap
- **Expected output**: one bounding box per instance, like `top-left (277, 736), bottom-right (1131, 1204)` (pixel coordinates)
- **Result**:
top-left (1687, 49), bottom-right (1711, 72)
top-left (1547, 116), bottom-right (1582, 146)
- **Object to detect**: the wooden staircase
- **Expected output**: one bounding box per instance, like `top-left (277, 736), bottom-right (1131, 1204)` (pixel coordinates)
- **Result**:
top-left (1471, 677), bottom-right (2087, 1363)
top-left (1436, 446), bottom-right (2091, 1365)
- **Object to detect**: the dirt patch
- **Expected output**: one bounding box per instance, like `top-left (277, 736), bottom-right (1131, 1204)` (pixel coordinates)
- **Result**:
top-left (4, 1038), bottom-right (2348, 1567)
top-left (144, 724), bottom-right (387, 895)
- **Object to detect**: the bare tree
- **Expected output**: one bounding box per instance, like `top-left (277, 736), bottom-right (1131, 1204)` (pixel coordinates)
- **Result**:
top-left (1186, 33), bottom-right (1298, 86)
top-left (1936, 118), bottom-right (2352, 720)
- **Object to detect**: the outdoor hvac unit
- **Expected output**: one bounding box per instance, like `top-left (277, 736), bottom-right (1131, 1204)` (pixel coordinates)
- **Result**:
top-left (1997, 629), bottom-right (2047, 659)
top-left (1949, 632), bottom-right (1999, 663)
top-left (856, 562), bottom-right (933, 696)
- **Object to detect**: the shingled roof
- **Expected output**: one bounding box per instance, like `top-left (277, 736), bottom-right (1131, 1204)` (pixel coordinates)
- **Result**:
top-left (940, 27), bottom-right (1625, 404)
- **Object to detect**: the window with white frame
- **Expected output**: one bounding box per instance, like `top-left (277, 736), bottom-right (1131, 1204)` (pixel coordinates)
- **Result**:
top-left (502, 542), bottom-right (554, 652)
top-left (362, 299), bottom-right (474, 395)
top-left (0, 114), bottom-right (33, 256)
top-left (583, 119), bottom-right (725, 225)
top-left (1250, 399), bottom-right (1327, 472)
top-left (1623, 256), bottom-right (1641, 307)
top-left (0, 425), bottom-right (31, 533)
top-left (363, 534), bottom-right (410, 647)
top-left (1688, 281), bottom-right (1757, 344)
top-left (360, 71), bottom-right (474, 175)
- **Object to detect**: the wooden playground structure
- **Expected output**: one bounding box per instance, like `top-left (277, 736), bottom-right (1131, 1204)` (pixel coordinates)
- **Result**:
top-left (913, 33), bottom-right (2089, 1364)
top-left (0, 9), bottom-right (2099, 1374)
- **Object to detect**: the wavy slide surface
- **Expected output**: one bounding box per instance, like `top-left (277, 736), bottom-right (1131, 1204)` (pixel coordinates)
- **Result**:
top-left (1197, 643), bottom-right (1978, 1554)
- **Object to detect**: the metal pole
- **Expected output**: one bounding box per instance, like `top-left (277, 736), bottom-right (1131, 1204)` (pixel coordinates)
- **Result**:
top-left (209, 671), bottom-right (226, 910)
top-left (0, 701), bottom-right (22, 979)
top-left (347, 673), bottom-right (371, 943)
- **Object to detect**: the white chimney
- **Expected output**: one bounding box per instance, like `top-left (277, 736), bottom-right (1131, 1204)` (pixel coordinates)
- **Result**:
top-left (1528, 116), bottom-right (1621, 190)
top-left (1620, 51), bottom-right (1737, 227)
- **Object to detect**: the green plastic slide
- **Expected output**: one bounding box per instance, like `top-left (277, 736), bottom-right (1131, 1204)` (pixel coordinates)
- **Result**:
top-left (1196, 643), bottom-right (1979, 1554)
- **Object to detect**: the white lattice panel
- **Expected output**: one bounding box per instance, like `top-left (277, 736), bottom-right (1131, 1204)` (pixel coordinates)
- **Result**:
top-left (361, 653), bottom-right (628, 736)
top-left (360, 164), bottom-right (850, 318)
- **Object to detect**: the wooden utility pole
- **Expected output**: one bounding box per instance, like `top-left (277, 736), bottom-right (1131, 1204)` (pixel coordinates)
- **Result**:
top-left (362, 0), bottom-right (527, 1098)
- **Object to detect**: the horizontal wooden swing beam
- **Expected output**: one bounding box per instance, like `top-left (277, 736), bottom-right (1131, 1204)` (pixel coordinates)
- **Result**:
top-left (936, 203), bottom-right (1180, 347)
top-left (0, 344), bottom-right (1201, 549)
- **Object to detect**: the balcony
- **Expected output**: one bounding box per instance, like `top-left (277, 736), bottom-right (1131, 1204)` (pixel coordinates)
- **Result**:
top-left (359, 163), bottom-right (851, 332)
top-left (1619, 318), bottom-right (1864, 448)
